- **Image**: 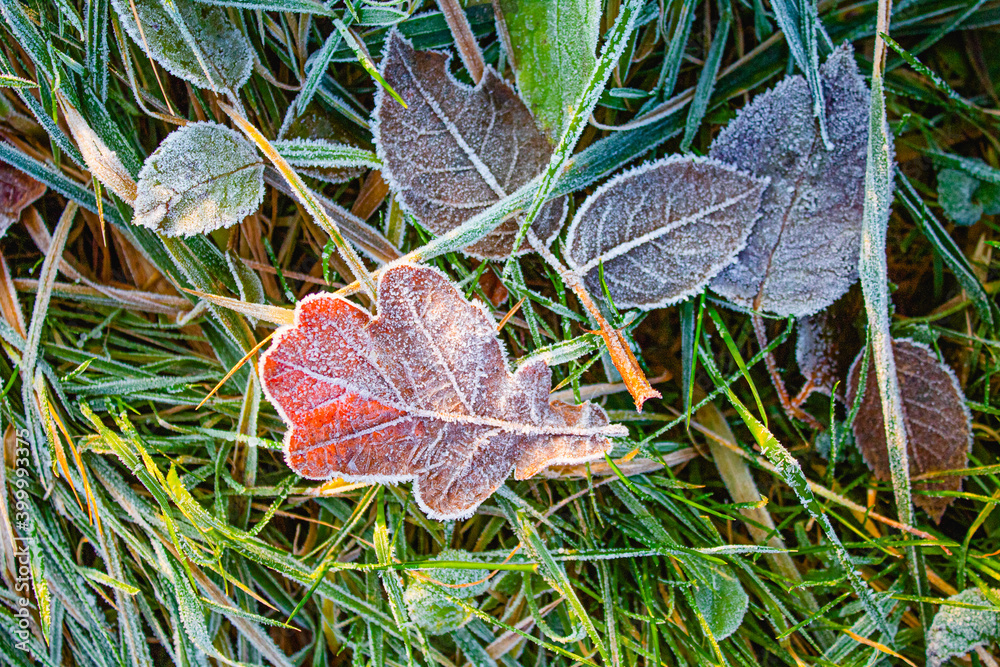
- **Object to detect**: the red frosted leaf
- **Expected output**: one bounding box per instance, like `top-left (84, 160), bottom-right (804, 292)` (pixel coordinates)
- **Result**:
top-left (0, 160), bottom-right (45, 237)
top-left (260, 264), bottom-right (624, 520)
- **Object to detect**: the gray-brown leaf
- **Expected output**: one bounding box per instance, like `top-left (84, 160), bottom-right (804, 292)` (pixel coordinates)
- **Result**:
top-left (710, 44), bottom-right (874, 317)
top-left (564, 156), bottom-right (767, 310)
top-left (847, 339), bottom-right (971, 523)
top-left (0, 160), bottom-right (45, 237)
top-left (373, 30), bottom-right (566, 259)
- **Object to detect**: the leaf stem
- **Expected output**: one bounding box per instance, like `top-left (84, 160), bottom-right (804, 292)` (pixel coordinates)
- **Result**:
top-left (436, 0), bottom-right (485, 84)
top-left (527, 232), bottom-right (659, 410)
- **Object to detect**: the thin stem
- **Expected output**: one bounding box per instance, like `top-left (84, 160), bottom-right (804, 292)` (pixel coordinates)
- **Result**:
top-left (751, 313), bottom-right (822, 430)
top-left (436, 0), bottom-right (485, 84)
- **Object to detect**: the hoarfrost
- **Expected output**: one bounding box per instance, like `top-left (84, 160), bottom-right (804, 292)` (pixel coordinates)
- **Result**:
top-left (133, 122), bottom-right (265, 236)
top-left (709, 44), bottom-right (876, 317)
top-left (260, 264), bottom-right (624, 520)
top-left (847, 339), bottom-right (972, 523)
top-left (111, 0), bottom-right (252, 93)
top-left (373, 30), bottom-right (567, 260)
top-left (927, 588), bottom-right (1000, 667)
top-left (564, 156), bottom-right (767, 310)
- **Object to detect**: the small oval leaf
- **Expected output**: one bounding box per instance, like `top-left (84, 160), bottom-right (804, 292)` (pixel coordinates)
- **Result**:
top-left (847, 339), bottom-right (972, 523)
top-left (927, 588), bottom-right (1000, 667)
top-left (493, 0), bottom-right (601, 139)
top-left (564, 156), bottom-right (767, 310)
top-left (688, 558), bottom-right (749, 640)
top-left (112, 0), bottom-right (253, 92)
top-left (134, 122), bottom-right (265, 236)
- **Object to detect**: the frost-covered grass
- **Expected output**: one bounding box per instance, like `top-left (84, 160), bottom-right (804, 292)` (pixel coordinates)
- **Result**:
top-left (1, 1), bottom-right (1000, 666)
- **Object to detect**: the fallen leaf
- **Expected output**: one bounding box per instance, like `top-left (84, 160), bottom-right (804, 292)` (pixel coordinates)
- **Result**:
top-left (133, 122), bottom-right (265, 236)
top-left (794, 288), bottom-right (862, 402)
top-left (112, 0), bottom-right (253, 93)
top-left (404, 548), bottom-right (490, 635)
top-left (373, 30), bottom-right (566, 259)
top-left (938, 167), bottom-right (1000, 227)
top-left (926, 588), bottom-right (1000, 667)
top-left (0, 160), bottom-right (45, 237)
top-left (847, 339), bottom-right (972, 523)
top-left (564, 156), bottom-right (767, 310)
top-left (709, 44), bottom-right (875, 317)
top-left (260, 264), bottom-right (624, 520)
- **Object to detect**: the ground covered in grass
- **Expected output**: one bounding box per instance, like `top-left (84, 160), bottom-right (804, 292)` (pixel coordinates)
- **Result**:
top-left (1, 0), bottom-right (999, 665)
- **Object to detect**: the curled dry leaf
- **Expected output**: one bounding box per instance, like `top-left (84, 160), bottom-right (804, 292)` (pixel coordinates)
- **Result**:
top-left (260, 264), bottom-right (624, 520)
top-left (710, 44), bottom-right (874, 317)
top-left (133, 122), bottom-right (265, 236)
top-left (794, 289), bottom-right (862, 402)
top-left (57, 91), bottom-right (137, 203)
top-left (847, 339), bottom-right (972, 523)
top-left (564, 156), bottom-right (767, 310)
top-left (373, 30), bottom-right (566, 259)
top-left (0, 160), bottom-right (45, 237)
top-left (112, 0), bottom-right (253, 93)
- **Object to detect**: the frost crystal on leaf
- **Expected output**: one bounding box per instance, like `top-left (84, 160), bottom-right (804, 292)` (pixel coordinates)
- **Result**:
top-left (373, 31), bottom-right (567, 259)
top-left (709, 44), bottom-right (876, 317)
top-left (847, 339), bottom-right (972, 524)
top-left (133, 122), bottom-right (265, 236)
top-left (404, 548), bottom-right (491, 635)
top-left (0, 160), bottom-right (45, 237)
top-left (260, 264), bottom-right (623, 520)
top-left (927, 588), bottom-right (1000, 667)
top-left (564, 156), bottom-right (767, 310)
top-left (112, 0), bottom-right (253, 92)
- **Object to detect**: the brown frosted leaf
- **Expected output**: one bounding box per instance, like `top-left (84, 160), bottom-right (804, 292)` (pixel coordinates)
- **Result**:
top-left (372, 30), bottom-right (566, 260)
top-left (0, 160), bottom-right (45, 237)
top-left (847, 339), bottom-right (972, 523)
top-left (710, 44), bottom-right (876, 317)
top-left (564, 156), bottom-right (767, 310)
top-left (260, 264), bottom-right (624, 520)
top-left (794, 289), bottom-right (862, 402)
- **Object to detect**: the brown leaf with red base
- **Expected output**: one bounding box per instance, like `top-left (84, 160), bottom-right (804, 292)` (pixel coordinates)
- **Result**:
top-left (260, 264), bottom-right (624, 520)
top-left (847, 339), bottom-right (972, 524)
top-left (0, 160), bottom-right (45, 237)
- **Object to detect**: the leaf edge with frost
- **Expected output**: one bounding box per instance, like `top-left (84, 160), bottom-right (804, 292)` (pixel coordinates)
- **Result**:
top-left (133, 121), bottom-right (266, 237)
top-left (564, 154), bottom-right (768, 311)
top-left (370, 28), bottom-right (567, 261)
